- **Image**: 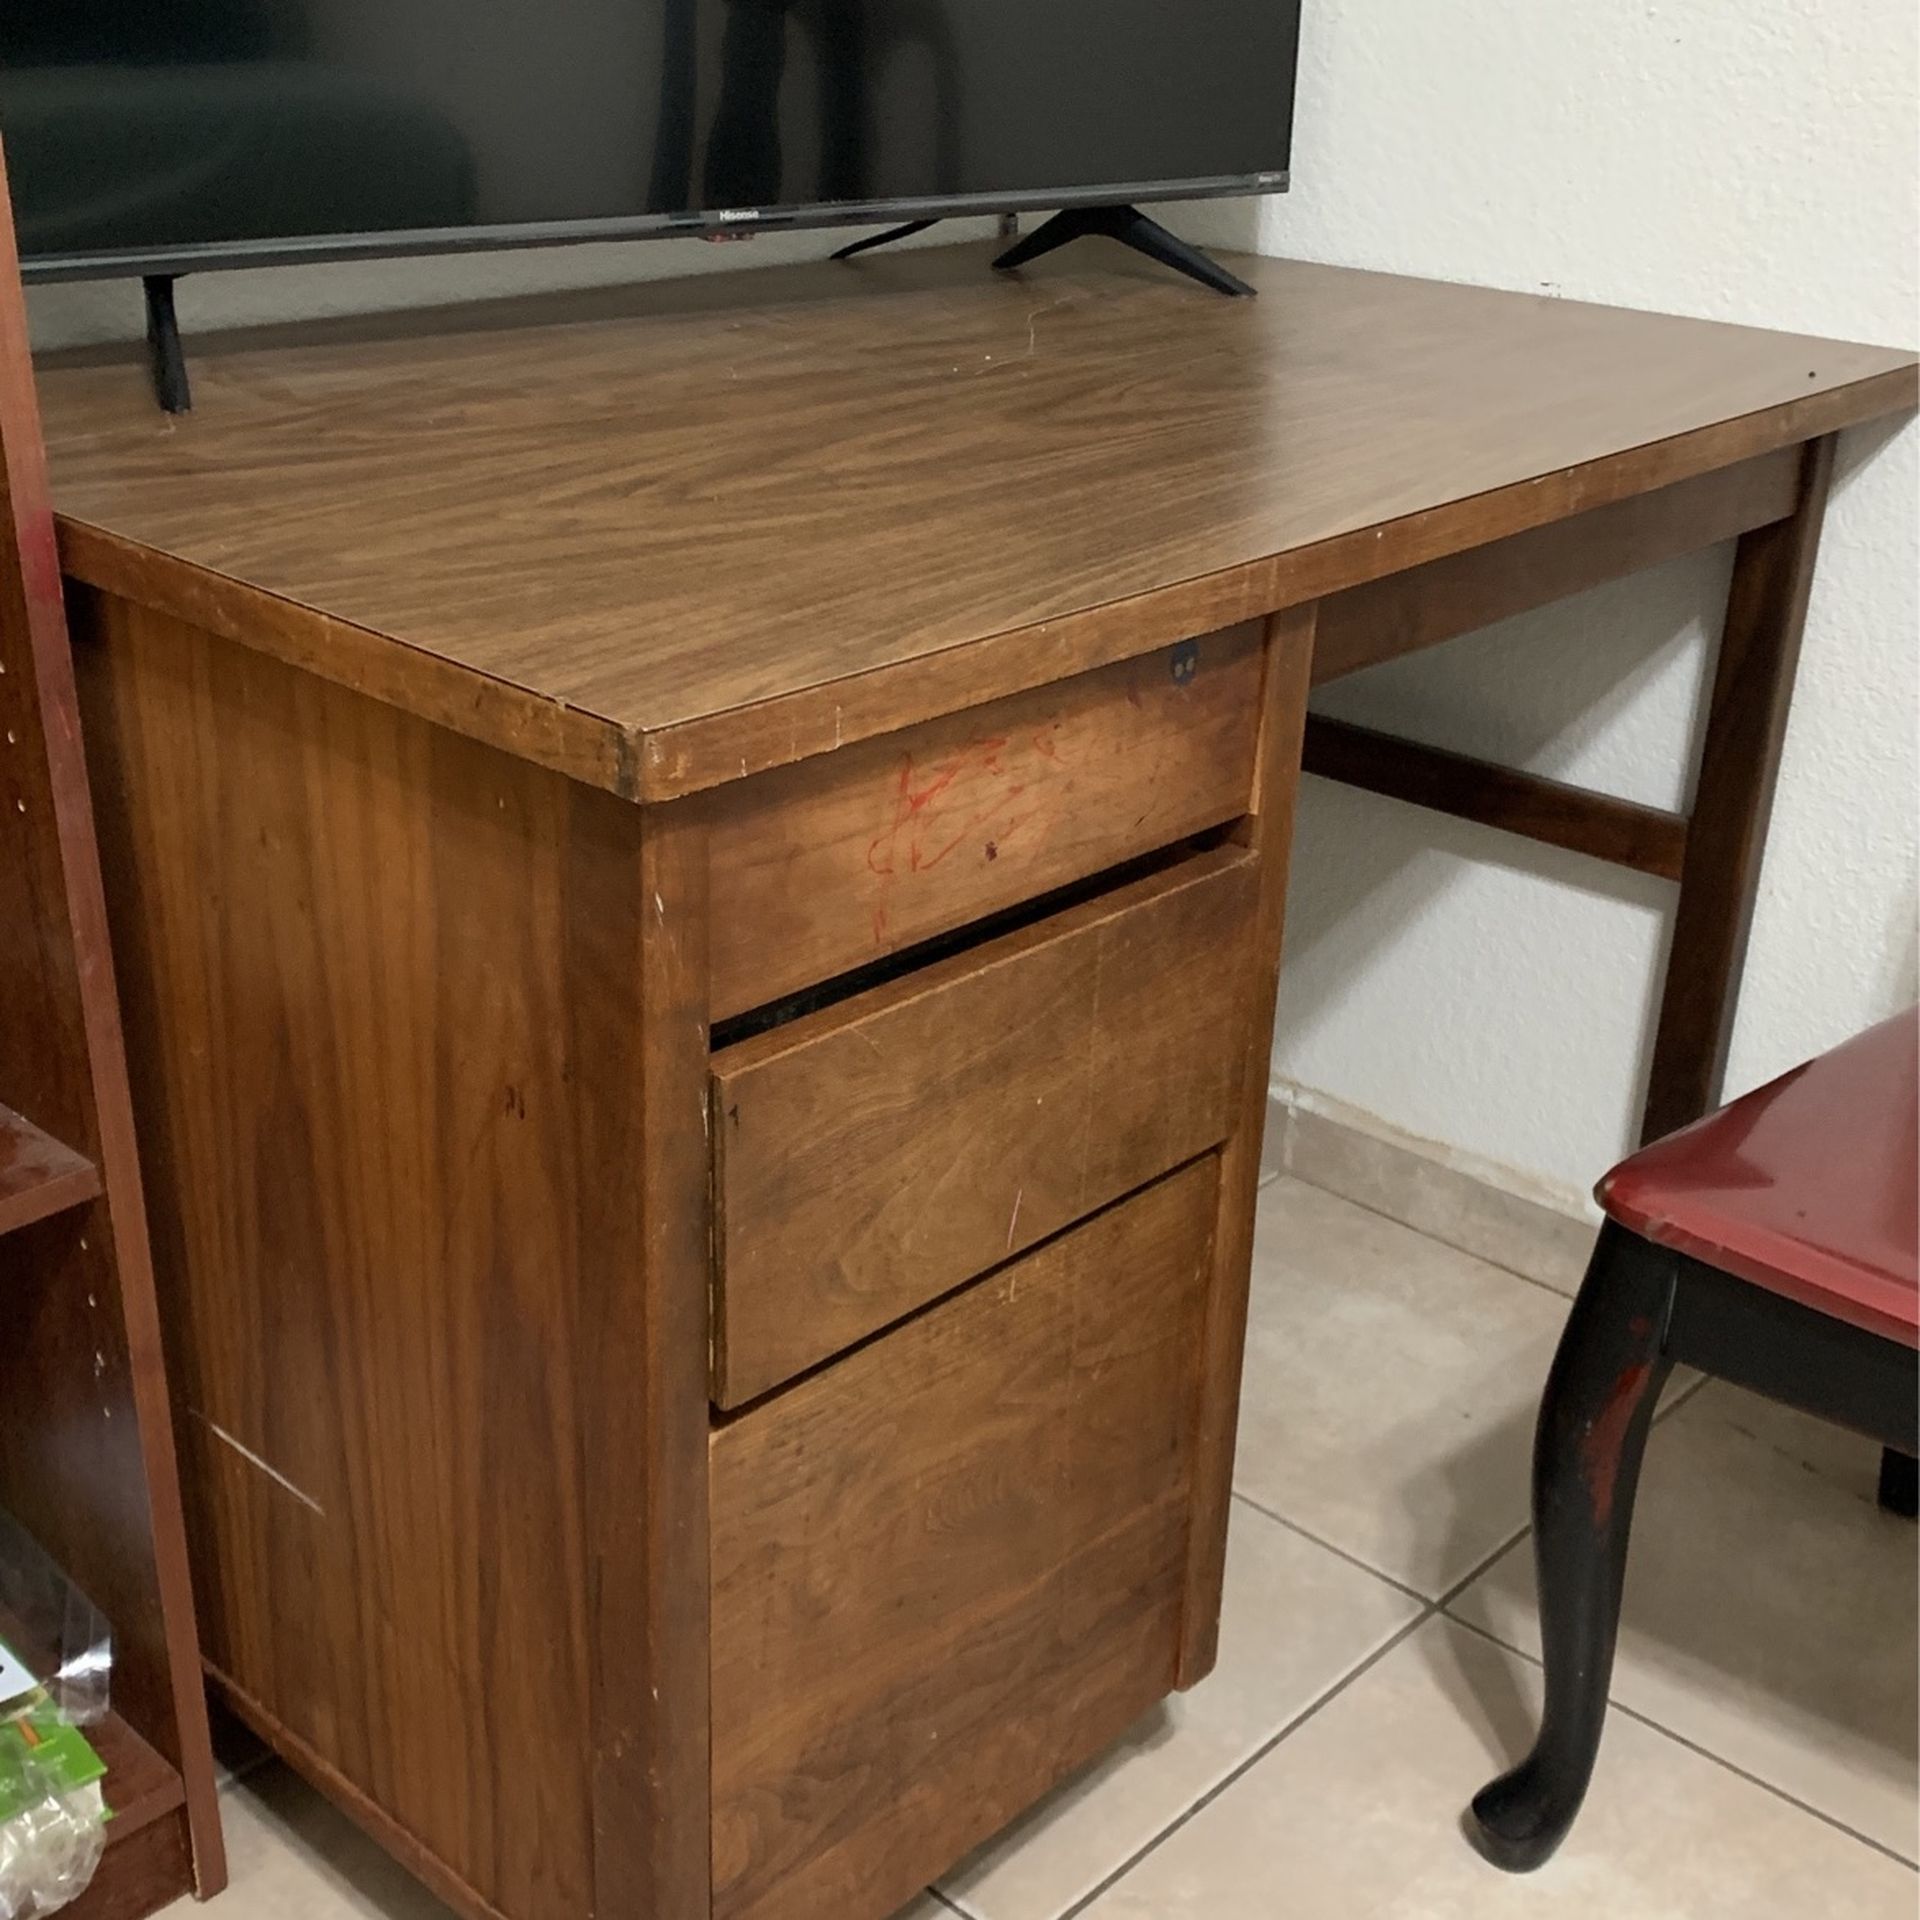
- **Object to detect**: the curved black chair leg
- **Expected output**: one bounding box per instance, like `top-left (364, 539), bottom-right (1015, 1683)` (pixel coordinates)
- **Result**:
top-left (1470, 1222), bottom-right (1675, 1872)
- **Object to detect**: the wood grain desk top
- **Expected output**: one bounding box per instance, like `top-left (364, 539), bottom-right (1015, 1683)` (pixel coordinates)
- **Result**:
top-left (33, 243), bottom-right (1917, 800)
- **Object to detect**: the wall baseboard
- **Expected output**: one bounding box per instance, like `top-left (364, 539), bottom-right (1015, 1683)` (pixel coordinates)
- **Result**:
top-left (1262, 1084), bottom-right (1596, 1297)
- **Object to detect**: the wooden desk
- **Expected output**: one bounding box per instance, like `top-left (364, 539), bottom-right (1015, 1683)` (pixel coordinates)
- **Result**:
top-left (29, 245), bottom-right (1916, 1920)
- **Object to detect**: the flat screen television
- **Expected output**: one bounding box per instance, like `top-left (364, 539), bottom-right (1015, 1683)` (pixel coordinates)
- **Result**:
top-left (0, 2), bottom-right (1301, 283)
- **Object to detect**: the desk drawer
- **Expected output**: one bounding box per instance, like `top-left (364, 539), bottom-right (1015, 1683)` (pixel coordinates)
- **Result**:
top-left (710, 1157), bottom-right (1215, 1920)
top-left (710, 844), bottom-right (1256, 1407)
top-left (706, 622), bottom-right (1265, 1021)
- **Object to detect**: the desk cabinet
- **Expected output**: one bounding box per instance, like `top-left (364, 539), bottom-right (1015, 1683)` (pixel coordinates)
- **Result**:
top-left (69, 587), bottom-right (1308, 1920)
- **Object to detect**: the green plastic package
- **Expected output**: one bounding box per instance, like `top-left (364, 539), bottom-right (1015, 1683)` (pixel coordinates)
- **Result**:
top-left (0, 1663), bottom-right (107, 1920)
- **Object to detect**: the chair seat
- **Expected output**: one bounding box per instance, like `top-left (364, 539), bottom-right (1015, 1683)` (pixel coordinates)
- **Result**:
top-left (1599, 1008), bottom-right (1919, 1348)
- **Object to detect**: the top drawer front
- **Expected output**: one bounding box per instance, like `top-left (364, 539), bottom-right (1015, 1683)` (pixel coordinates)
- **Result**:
top-left (706, 623), bottom-right (1264, 1021)
top-left (710, 847), bottom-right (1256, 1407)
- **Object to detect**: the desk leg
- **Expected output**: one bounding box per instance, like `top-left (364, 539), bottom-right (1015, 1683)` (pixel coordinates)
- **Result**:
top-left (1178, 600), bottom-right (1317, 1686)
top-left (1640, 435), bottom-right (1836, 1144)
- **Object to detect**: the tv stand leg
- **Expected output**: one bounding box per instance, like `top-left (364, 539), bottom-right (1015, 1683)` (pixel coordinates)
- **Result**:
top-left (831, 218), bottom-right (941, 262)
top-left (143, 275), bottom-right (192, 414)
top-left (993, 204), bottom-right (1254, 297)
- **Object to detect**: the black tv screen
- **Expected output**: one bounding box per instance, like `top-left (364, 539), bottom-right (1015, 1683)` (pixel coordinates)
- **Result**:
top-left (0, 1), bottom-right (1301, 279)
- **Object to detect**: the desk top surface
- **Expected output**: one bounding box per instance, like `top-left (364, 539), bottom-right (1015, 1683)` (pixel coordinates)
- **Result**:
top-left (33, 243), bottom-right (1917, 799)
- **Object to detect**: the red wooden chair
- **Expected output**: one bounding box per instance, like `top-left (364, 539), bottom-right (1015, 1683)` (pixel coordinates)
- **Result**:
top-left (1470, 1007), bottom-right (1919, 1871)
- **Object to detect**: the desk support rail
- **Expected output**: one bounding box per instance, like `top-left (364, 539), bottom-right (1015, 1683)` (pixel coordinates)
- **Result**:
top-left (1302, 719), bottom-right (1689, 882)
top-left (1302, 433), bottom-right (1839, 1152)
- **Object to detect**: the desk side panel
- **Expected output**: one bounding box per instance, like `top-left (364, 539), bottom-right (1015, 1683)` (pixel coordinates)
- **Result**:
top-left (71, 589), bottom-right (682, 1920)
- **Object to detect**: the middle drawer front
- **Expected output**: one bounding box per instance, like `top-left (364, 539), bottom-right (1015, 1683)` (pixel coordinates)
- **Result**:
top-left (710, 844), bottom-right (1257, 1407)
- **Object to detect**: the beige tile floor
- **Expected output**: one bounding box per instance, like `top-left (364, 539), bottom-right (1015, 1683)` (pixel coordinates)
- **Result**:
top-left (185, 1173), bottom-right (1919, 1918)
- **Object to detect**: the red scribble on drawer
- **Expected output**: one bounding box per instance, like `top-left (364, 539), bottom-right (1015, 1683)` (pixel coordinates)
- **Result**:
top-left (864, 728), bottom-right (1064, 944)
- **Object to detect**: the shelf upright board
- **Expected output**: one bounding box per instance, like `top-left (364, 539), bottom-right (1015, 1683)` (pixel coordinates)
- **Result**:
top-left (0, 134), bottom-right (226, 1918)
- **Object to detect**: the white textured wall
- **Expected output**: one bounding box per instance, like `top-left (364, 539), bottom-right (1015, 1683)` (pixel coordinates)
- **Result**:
top-left (1183, 0), bottom-right (1919, 1207)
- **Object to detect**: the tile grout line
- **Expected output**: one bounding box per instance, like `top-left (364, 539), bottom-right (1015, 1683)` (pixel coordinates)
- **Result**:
top-left (1426, 1370), bottom-right (1712, 1614)
top-left (1268, 1092), bottom-right (1606, 1297)
top-left (1422, 1232), bottom-right (1587, 1304)
top-left (991, 1581), bottom-right (1911, 1920)
top-left (1658, 1369), bottom-right (1713, 1417)
top-left (1423, 1367), bottom-right (1721, 1627)
top-left (1049, 1609), bottom-right (1438, 1920)
top-left (1232, 1320), bottom-right (1718, 1619)
top-left (1439, 1610), bottom-right (1919, 1872)
top-left (1044, 1605), bottom-right (1443, 1920)
top-left (1602, 1700), bottom-right (1920, 1873)
top-left (1434, 1520), bottom-right (1536, 1613)
top-left (1270, 1159), bottom-right (1592, 1304)
top-left (1423, 1369), bottom-right (1706, 1622)
top-left (947, 1212), bottom-right (1828, 1915)
top-left (1033, 1402), bottom-right (1549, 1913)
top-left (1230, 1490), bottom-right (1432, 1603)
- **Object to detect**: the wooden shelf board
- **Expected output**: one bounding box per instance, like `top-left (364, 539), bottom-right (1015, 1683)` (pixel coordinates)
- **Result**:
top-left (90, 1709), bottom-right (188, 1839)
top-left (0, 1103), bottom-right (100, 1238)
top-left (58, 1713), bottom-right (194, 1920)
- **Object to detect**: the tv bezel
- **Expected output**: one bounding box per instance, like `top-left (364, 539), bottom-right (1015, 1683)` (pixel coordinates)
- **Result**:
top-left (16, 169), bottom-right (1289, 283)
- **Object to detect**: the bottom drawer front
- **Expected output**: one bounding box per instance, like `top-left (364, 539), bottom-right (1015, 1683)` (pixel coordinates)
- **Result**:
top-left (710, 1157), bottom-right (1218, 1920)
